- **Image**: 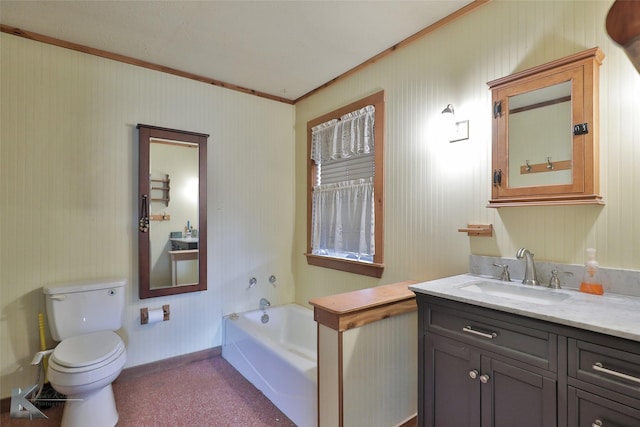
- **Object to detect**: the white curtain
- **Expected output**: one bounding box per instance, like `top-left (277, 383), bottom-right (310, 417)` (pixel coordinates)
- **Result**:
top-left (311, 105), bottom-right (375, 162)
top-left (311, 178), bottom-right (374, 259)
top-left (310, 105), bottom-right (375, 260)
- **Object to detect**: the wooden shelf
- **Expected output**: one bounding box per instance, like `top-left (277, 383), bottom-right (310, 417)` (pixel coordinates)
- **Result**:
top-left (150, 174), bottom-right (170, 206)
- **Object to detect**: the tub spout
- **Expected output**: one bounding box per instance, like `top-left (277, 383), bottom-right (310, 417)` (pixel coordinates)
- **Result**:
top-left (259, 298), bottom-right (271, 311)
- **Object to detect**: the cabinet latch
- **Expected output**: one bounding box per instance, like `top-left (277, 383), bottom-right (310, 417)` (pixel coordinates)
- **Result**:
top-left (573, 123), bottom-right (589, 135)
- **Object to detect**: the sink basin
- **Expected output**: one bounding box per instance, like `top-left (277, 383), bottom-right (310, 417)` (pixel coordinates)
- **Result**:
top-left (458, 281), bottom-right (570, 305)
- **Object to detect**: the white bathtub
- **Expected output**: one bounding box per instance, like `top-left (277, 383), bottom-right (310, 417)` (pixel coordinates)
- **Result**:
top-left (222, 304), bottom-right (317, 427)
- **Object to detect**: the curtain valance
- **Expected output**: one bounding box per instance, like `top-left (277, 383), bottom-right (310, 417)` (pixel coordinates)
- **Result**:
top-left (310, 105), bottom-right (375, 163)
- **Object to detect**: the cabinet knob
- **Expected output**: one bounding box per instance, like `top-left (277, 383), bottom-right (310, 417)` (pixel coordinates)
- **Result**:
top-left (479, 374), bottom-right (490, 384)
top-left (592, 420), bottom-right (603, 427)
top-left (469, 370), bottom-right (479, 379)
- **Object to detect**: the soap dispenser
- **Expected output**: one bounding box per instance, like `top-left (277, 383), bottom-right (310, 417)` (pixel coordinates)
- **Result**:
top-left (580, 248), bottom-right (604, 295)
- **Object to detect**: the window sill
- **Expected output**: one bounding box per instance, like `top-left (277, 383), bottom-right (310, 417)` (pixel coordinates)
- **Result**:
top-left (305, 253), bottom-right (384, 278)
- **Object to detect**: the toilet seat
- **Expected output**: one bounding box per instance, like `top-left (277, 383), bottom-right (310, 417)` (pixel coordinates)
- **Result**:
top-left (51, 331), bottom-right (125, 373)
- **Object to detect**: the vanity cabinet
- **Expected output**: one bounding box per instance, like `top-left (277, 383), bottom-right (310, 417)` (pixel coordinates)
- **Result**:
top-left (419, 296), bottom-right (557, 427)
top-left (487, 47), bottom-right (604, 207)
top-left (417, 294), bottom-right (640, 427)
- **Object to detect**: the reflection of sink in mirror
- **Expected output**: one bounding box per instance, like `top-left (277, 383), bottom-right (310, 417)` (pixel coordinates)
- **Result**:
top-left (170, 238), bottom-right (198, 250)
top-left (458, 281), bottom-right (570, 305)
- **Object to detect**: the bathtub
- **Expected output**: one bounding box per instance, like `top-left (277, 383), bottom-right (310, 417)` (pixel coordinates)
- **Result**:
top-left (222, 304), bottom-right (317, 427)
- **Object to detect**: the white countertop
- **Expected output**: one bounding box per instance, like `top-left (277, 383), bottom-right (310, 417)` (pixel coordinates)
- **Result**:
top-left (170, 238), bottom-right (198, 243)
top-left (409, 274), bottom-right (640, 342)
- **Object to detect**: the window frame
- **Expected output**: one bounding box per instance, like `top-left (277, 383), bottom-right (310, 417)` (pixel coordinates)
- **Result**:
top-left (305, 90), bottom-right (385, 278)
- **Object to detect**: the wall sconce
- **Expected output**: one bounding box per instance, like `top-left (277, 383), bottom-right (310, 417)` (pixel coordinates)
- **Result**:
top-left (441, 104), bottom-right (455, 116)
top-left (441, 104), bottom-right (469, 142)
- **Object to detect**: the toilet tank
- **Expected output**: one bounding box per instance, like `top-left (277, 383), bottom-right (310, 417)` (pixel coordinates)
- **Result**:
top-left (43, 279), bottom-right (126, 341)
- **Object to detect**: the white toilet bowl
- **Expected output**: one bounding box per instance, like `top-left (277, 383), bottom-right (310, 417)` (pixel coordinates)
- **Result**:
top-left (47, 331), bottom-right (127, 427)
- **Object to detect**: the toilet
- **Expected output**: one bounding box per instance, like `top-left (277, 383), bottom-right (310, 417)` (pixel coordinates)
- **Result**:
top-left (43, 279), bottom-right (127, 427)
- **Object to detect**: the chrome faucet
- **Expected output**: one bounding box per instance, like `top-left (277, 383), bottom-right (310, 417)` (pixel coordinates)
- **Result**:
top-left (259, 298), bottom-right (271, 311)
top-left (516, 248), bottom-right (540, 286)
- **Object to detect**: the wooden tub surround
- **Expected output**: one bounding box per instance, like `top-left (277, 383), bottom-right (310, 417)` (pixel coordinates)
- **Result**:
top-left (310, 281), bottom-right (418, 427)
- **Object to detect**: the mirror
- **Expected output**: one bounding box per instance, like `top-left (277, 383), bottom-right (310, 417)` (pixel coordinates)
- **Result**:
top-left (487, 47), bottom-right (604, 207)
top-left (507, 81), bottom-right (573, 188)
top-left (137, 124), bottom-right (207, 298)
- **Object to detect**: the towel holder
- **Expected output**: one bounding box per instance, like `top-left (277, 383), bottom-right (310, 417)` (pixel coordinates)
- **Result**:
top-left (458, 224), bottom-right (493, 237)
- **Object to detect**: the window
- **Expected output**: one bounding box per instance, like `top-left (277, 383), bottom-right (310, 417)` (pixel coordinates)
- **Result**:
top-left (305, 91), bottom-right (384, 277)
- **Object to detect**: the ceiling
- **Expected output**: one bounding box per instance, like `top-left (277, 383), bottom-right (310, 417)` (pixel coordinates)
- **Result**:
top-left (1, 1), bottom-right (475, 102)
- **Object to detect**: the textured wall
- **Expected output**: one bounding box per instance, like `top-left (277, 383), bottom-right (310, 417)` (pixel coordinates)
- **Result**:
top-left (293, 0), bottom-right (640, 306)
top-left (0, 34), bottom-right (295, 398)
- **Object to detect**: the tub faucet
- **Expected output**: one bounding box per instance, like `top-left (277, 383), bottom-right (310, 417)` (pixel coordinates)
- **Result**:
top-left (516, 247), bottom-right (540, 286)
top-left (259, 298), bottom-right (271, 311)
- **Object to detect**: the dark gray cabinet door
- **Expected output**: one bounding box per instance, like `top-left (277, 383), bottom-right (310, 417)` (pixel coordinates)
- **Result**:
top-left (425, 333), bottom-right (557, 427)
top-left (483, 357), bottom-right (557, 427)
top-left (425, 333), bottom-right (480, 427)
top-left (568, 386), bottom-right (640, 426)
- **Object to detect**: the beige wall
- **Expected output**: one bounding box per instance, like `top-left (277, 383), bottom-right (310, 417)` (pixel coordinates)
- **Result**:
top-left (293, 0), bottom-right (640, 305)
top-left (0, 34), bottom-right (295, 398)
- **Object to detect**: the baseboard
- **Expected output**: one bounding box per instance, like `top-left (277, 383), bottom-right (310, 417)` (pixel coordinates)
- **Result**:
top-left (117, 346), bottom-right (221, 383)
top-left (1, 347), bottom-right (221, 413)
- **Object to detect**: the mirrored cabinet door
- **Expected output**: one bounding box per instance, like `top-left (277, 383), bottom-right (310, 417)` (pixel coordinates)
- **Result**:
top-left (137, 124), bottom-right (208, 299)
top-left (487, 47), bottom-right (604, 207)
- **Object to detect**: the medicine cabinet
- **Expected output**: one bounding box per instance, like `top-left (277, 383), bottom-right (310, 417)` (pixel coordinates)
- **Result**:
top-left (487, 47), bottom-right (604, 207)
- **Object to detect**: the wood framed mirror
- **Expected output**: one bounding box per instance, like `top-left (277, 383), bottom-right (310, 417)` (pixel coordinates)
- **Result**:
top-left (137, 124), bottom-right (207, 298)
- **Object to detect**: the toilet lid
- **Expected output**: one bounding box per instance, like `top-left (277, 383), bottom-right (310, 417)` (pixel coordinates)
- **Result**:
top-left (52, 331), bottom-right (124, 368)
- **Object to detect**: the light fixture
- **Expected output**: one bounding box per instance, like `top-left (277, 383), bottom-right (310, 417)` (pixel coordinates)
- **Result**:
top-left (441, 104), bottom-right (469, 142)
top-left (441, 104), bottom-right (455, 115)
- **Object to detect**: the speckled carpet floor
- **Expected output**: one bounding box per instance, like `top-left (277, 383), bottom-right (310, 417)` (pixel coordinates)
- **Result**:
top-left (2, 356), bottom-right (296, 426)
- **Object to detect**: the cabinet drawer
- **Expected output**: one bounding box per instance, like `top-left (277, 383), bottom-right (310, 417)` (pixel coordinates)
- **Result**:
top-left (426, 301), bottom-right (557, 370)
top-left (569, 338), bottom-right (640, 400)
top-left (568, 386), bottom-right (640, 426)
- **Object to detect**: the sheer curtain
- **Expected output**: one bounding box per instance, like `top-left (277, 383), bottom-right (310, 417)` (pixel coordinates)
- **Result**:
top-left (311, 105), bottom-right (375, 162)
top-left (311, 105), bottom-right (375, 261)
